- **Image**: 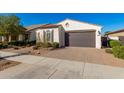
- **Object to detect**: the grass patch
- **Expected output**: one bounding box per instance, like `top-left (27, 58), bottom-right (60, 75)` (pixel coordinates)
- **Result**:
top-left (0, 59), bottom-right (21, 71)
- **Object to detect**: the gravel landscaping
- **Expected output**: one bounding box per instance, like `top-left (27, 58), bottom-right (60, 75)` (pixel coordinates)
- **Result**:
top-left (0, 59), bottom-right (21, 71)
top-left (1, 46), bottom-right (59, 56)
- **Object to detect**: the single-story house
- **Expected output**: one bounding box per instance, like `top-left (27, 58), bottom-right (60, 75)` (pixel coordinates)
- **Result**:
top-left (107, 29), bottom-right (124, 45)
top-left (26, 19), bottom-right (102, 49)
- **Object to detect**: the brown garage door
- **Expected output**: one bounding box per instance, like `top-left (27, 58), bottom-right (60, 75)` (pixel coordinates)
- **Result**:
top-left (66, 31), bottom-right (96, 47)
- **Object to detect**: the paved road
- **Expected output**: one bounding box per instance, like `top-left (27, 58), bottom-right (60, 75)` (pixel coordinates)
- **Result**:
top-left (0, 51), bottom-right (124, 79)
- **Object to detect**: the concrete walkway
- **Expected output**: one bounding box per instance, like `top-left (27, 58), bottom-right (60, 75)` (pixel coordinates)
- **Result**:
top-left (0, 51), bottom-right (124, 79)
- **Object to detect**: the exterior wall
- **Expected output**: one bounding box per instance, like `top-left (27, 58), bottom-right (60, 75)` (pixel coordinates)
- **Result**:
top-left (36, 27), bottom-right (64, 47)
top-left (108, 35), bottom-right (119, 40)
top-left (36, 29), bottom-right (44, 42)
top-left (18, 34), bottom-right (23, 41)
top-left (58, 26), bottom-right (65, 47)
top-left (53, 28), bottom-right (60, 43)
top-left (95, 29), bottom-right (101, 49)
top-left (29, 29), bottom-right (36, 41)
top-left (108, 32), bottom-right (124, 37)
top-left (58, 19), bottom-right (102, 49)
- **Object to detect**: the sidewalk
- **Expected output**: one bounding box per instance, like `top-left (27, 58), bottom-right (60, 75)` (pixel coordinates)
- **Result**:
top-left (0, 51), bottom-right (124, 79)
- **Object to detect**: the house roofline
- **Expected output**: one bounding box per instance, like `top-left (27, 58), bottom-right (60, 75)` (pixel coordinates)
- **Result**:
top-left (58, 18), bottom-right (102, 27)
top-left (107, 28), bottom-right (124, 35)
top-left (65, 29), bottom-right (96, 33)
top-left (26, 24), bottom-right (62, 32)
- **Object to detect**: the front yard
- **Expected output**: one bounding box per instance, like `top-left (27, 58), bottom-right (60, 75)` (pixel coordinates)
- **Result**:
top-left (0, 59), bottom-right (21, 71)
top-left (1, 46), bottom-right (124, 68)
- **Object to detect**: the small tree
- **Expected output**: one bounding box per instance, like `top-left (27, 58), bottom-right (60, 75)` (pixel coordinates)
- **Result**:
top-left (104, 31), bottom-right (110, 36)
top-left (0, 15), bottom-right (26, 42)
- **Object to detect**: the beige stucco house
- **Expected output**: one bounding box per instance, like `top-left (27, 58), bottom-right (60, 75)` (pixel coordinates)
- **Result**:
top-left (26, 19), bottom-right (102, 48)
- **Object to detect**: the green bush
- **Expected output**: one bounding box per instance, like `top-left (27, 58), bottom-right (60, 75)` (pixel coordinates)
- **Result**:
top-left (2, 44), bottom-right (8, 48)
top-left (36, 42), bottom-right (44, 47)
top-left (27, 40), bottom-right (36, 46)
top-left (17, 41), bottom-right (26, 46)
top-left (105, 49), bottom-right (113, 54)
top-left (0, 43), bottom-right (3, 49)
top-left (109, 40), bottom-right (121, 48)
top-left (8, 41), bottom-right (26, 46)
top-left (0, 42), bottom-right (8, 49)
top-left (36, 42), bottom-right (52, 48)
top-left (112, 46), bottom-right (124, 59)
top-left (52, 42), bottom-right (59, 49)
top-left (43, 42), bottom-right (52, 48)
top-left (9, 40), bottom-right (17, 45)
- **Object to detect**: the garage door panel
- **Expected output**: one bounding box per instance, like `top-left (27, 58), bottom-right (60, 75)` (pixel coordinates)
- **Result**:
top-left (68, 32), bottom-right (95, 47)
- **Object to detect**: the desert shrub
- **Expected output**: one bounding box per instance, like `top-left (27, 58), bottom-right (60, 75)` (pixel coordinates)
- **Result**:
top-left (0, 42), bottom-right (8, 49)
top-left (112, 46), bottom-right (124, 59)
top-left (32, 46), bottom-right (38, 50)
top-left (13, 46), bottom-right (19, 50)
top-left (8, 40), bottom-right (17, 45)
top-left (105, 48), bottom-right (113, 54)
top-left (9, 41), bottom-right (26, 46)
top-left (52, 42), bottom-right (59, 49)
top-left (2, 44), bottom-right (8, 48)
top-left (43, 42), bottom-right (52, 48)
top-left (17, 41), bottom-right (26, 46)
top-left (36, 42), bottom-right (43, 47)
top-left (26, 44), bottom-right (31, 47)
top-left (26, 40), bottom-right (36, 46)
top-left (109, 40), bottom-right (121, 48)
top-left (0, 43), bottom-right (3, 49)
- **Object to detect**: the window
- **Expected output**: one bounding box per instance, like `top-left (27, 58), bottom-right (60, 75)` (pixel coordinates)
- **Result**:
top-left (46, 30), bottom-right (51, 41)
top-left (44, 30), bottom-right (53, 42)
top-left (37, 32), bottom-right (41, 42)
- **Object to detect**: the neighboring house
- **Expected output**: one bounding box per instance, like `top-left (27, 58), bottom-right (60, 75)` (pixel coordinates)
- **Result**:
top-left (107, 29), bottom-right (124, 45)
top-left (0, 34), bottom-right (24, 42)
top-left (26, 18), bottom-right (102, 48)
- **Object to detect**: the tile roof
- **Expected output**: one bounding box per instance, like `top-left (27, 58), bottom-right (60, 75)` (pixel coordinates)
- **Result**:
top-left (107, 28), bottom-right (124, 35)
top-left (26, 24), bottom-right (61, 31)
top-left (25, 24), bottom-right (45, 31)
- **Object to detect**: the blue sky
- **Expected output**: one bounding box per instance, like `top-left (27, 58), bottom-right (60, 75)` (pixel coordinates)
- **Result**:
top-left (1, 13), bottom-right (124, 34)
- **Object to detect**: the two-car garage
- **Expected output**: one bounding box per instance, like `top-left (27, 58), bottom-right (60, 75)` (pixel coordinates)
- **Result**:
top-left (65, 31), bottom-right (96, 47)
top-left (58, 19), bottom-right (102, 49)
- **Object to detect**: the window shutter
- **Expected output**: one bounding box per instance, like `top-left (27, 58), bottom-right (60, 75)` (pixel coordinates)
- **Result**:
top-left (51, 30), bottom-right (54, 42)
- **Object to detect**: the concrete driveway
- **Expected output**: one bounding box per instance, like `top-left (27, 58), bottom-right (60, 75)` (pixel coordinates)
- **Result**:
top-left (1, 51), bottom-right (124, 79)
top-left (43, 47), bottom-right (124, 68)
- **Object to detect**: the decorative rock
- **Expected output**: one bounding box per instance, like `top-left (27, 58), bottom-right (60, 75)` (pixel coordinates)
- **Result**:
top-left (37, 51), bottom-right (40, 54)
